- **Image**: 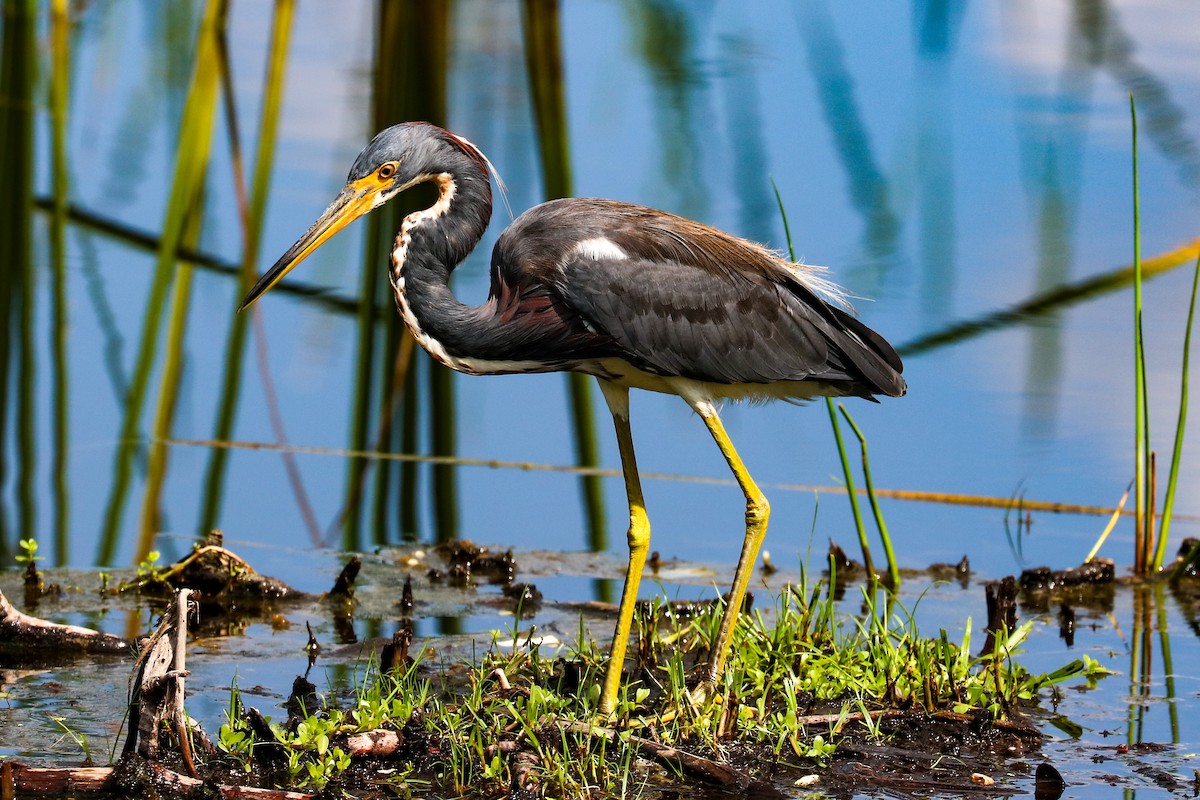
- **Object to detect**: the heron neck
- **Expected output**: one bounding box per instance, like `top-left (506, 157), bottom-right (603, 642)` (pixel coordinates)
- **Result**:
top-left (390, 170), bottom-right (499, 364)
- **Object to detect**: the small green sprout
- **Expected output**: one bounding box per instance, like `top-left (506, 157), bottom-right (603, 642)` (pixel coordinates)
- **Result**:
top-left (137, 550), bottom-right (163, 579)
top-left (15, 538), bottom-right (41, 566)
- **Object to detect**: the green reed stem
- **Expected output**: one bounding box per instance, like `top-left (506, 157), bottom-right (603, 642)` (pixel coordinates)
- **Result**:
top-left (774, 179), bottom-right (876, 580)
top-left (839, 404), bottom-right (898, 588)
top-left (136, 0), bottom-right (230, 561)
top-left (16, 180), bottom-right (35, 550)
top-left (138, 198), bottom-right (203, 561)
top-left (1151, 250), bottom-right (1199, 571)
top-left (0, 0), bottom-right (37, 556)
top-left (826, 398), bottom-right (875, 579)
top-left (1130, 96), bottom-right (1151, 576)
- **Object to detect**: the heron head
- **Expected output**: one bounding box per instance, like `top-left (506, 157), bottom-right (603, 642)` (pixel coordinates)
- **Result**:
top-left (239, 122), bottom-right (480, 311)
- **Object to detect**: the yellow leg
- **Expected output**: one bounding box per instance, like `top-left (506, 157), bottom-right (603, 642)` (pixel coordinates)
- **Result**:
top-left (688, 397), bottom-right (770, 690)
top-left (596, 380), bottom-right (650, 718)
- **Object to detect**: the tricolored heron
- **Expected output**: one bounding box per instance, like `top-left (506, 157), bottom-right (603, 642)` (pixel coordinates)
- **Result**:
top-left (241, 122), bottom-right (905, 717)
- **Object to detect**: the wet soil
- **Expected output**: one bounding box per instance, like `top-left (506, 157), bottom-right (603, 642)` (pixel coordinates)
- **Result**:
top-left (1, 537), bottom-right (1197, 798)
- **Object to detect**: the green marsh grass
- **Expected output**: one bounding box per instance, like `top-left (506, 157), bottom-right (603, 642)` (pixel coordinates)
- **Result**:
top-left (341, 2), bottom-right (398, 547)
top-left (838, 404), bottom-right (900, 588)
top-left (138, 192), bottom-right (205, 554)
top-left (773, 181), bottom-right (895, 585)
top-left (340, 0), bottom-right (457, 549)
top-left (204, 581), bottom-right (1101, 797)
top-left (1152, 247), bottom-right (1199, 570)
top-left (1132, 96), bottom-right (1150, 573)
top-left (1127, 97), bottom-right (1199, 577)
top-left (840, 407), bottom-right (897, 587)
top-left (825, 399), bottom-right (877, 579)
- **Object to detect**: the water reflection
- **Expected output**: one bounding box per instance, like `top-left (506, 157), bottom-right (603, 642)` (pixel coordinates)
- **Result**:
top-left (522, 0), bottom-right (609, 564)
top-left (0, 0), bottom-right (36, 565)
top-left (0, 1), bottom-right (1197, 603)
top-left (912, 0), bottom-right (963, 327)
top-left (794, 0), bottom-right (900, 279)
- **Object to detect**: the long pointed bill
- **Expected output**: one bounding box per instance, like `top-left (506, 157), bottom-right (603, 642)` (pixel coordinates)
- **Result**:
top-left (238, 178), bottom-right (383, 312)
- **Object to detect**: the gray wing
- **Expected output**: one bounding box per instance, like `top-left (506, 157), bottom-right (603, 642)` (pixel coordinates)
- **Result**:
top-left (558, 254), bottom-right (904, 396)
top-left (493, 197), bottom-right (904, 397)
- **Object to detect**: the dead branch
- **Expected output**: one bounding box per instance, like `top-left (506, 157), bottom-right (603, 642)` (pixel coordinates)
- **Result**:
top-left (124, 590), bottom-right (198, 777)
top-left (551, 718), bottom-right (747, 789)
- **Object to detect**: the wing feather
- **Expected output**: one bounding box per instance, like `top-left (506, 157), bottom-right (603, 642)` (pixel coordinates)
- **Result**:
top-left (493, 198), bottom-right (905, 397)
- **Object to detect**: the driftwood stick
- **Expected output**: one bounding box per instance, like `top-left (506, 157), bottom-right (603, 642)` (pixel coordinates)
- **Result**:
top-left (791, 708), bottom-right (905, 728)
top-left (0, 763), bottom-right (114, 795)
top-left (0, 590), bottom-right (130, 655)
top-left (551, 719), bottom-right (746, 788)
top-left (789, 708), bottom-right (1035, 736)
top-left (142, 761), bottom-right (314, 799)
top-left (0, 760), bottom-right (316, 799)
top-left (124, 589), bottom-right (195, 770)
top-left (173, 590), bottom-right (197, 778)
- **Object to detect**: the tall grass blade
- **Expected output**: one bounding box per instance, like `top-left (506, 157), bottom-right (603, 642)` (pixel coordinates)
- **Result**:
top-left (97, 0), bottom-right (228, 565)
top-left (825, 399), bottom-right (875, 579)
top-left (774, 180), bottom-right (875, 579)
top-left (355, 0), bottom-right (411, 548)
top-left (838, 404), bottom-right (899, 588)
top-left (1083, 480), bottom-right (1132, 564)
top-left (16, 171), bottom-right (35, 553)
top-left (1146, 451), bottom-right (1156, 570)
top-left (1151, 250), bottom-right (1199, 570)
top-left (1130, 95), bottom-right (1150, 576)
top-left (320, 0), bottom-right (456, 548)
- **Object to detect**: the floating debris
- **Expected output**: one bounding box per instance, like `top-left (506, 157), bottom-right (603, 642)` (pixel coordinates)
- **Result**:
top-left (0, 589), bottom-right (130, 663)
top-left (1019, 559), bottom-right (1115, 591)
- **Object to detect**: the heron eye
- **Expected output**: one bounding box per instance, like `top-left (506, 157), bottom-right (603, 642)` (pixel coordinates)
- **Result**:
top-left (378, 162), bottom-right (397, 180)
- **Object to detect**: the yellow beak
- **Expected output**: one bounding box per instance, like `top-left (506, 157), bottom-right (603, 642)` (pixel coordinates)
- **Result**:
top-left (238, 174), bottom-right (386, 312)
